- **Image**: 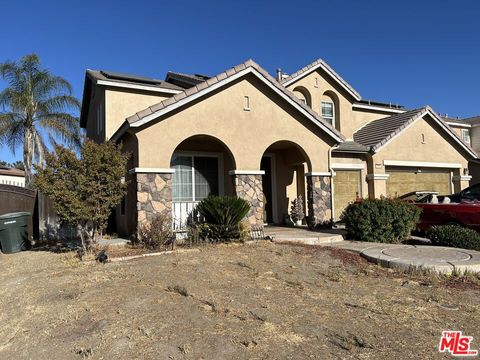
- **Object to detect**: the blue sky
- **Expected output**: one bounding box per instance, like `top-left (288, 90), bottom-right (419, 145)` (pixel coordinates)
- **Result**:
top-left (1, 0), bottom-right (479, 163)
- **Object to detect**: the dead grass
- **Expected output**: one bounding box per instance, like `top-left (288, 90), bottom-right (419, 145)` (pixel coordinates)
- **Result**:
top-left (0, 242), bottom-right (478, 359)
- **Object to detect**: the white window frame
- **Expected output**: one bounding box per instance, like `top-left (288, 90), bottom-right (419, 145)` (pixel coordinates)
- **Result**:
top-left (461, 129), bottom-right (471, 145)
top-left (171, 151), bottom-right (224, 202)
top-left (321, 101), bottom-right (335, 127)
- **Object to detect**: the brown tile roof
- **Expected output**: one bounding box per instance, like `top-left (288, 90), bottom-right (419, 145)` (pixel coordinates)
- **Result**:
top-left (332, 141), bottom-right (370, 153)
top-left (353, 106), bottom-right (477, 158)
top-left (441, 117), bottom-right (469, 126)
top-left (463, 116), bottom-right (480, 124)
top-left (280, 59), bottom-right (361, 100)
top-left (0, 167), bottom-right (25, 177)
top-left (121, 59), bottom-right (345, 142)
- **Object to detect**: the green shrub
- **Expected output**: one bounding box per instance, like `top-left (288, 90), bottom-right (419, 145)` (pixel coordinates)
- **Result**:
top-left (195, 195), bottom-right (250, 241)
top-left (136, 213), bottom-right (175, 250)
top-left (341, 198), bottom-right (421, 243)
top-left (426, 225), bottom-right (480, 251)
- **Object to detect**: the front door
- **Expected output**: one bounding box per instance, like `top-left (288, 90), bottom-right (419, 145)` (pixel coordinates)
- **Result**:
top-left (261, 156), bottom-right (273, 223)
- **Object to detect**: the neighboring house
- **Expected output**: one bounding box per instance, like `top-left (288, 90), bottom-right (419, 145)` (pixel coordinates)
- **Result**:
top-left (0, 167), bottom-right (26, 187)
top-left (80, 59), bottom-right (478, 237)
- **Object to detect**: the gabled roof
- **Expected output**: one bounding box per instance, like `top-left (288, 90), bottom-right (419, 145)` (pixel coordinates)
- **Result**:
top-left (353, 106), bottom-right (477, 158)
top-left (281, 59), bottom-right (361, 101)
top-left (112, 59), bottom-right (346, 143)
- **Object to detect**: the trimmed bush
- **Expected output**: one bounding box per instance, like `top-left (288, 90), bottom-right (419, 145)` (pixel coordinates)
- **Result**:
top-left (426, 225), bottom-right (480, 251)
top-left (195, 195), bottom-right (251, 241)
top-left (341, 198), bottom-right (421, 243)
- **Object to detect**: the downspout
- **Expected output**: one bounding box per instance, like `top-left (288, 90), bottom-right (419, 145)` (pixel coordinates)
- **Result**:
top-left (329, 144), bottom-right (340, 223)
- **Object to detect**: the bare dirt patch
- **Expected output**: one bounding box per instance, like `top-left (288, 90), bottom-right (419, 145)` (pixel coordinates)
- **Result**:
top-left (0, 242), bottom-right (478, 359)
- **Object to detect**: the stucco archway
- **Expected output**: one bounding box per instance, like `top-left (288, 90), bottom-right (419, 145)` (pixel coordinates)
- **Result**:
top-left (259, 141), bottom-right (312, 224)
top-left (169, 134), bottom-right (237, 230)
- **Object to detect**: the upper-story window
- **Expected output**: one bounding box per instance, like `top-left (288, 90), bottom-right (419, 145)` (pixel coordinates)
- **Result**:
top-left (461, 129), bottom-right (471, 145)
top-left (292, 86), bottom-right (312, 108)
top-left (321, 101), bottom-right (334, 126)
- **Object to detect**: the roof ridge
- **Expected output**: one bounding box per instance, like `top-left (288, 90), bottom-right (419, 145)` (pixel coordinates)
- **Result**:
top-left (120, 59), bottom-right (345, 143)
top-left (280, 58), bottom-right (361, 100)
top-left (353, 105), bottom-right (476, 158)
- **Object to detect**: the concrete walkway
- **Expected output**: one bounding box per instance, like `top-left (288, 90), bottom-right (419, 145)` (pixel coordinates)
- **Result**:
top-left (330, 241), bottom-right (480, 273)
top-left (264, 225), bottom-right (344, 245)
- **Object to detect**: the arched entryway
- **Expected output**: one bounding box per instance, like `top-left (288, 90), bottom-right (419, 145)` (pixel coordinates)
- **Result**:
top-left (170, 135), bottom-right (236, 231)
top-left (260, 141), bottom-right (312, 224)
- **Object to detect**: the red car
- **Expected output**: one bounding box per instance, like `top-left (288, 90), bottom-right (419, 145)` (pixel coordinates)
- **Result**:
top-left (399, 190), bottom-right (480, 232)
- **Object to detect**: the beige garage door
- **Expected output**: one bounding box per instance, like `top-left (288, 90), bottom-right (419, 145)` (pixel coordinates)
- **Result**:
top-left (334, 170), bottom-right (361, 220)
top-left (386, 168), bottom-right (451, 197)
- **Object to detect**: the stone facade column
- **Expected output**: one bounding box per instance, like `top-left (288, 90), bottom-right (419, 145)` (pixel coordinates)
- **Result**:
top-left (306, 173), bottom-right (332, 228)
top-left (135, 171), bottom-right (173, 228)
top-left (231, 171), bottom-right (264, 225)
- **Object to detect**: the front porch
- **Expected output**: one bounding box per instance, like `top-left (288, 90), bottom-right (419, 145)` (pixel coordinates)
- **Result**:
top-left (133, 135), bottom-right (334, 236)
top-left (264, 225), bottom-right (344, 245)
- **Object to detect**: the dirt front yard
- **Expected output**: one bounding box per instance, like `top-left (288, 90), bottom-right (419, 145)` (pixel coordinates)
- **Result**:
top-left (0, 242), bottom-right (479, 359)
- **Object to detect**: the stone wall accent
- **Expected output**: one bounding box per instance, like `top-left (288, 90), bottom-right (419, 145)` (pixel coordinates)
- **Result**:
top-left (234, 174), bottom-right (264, 225)
top-left (136, 173), bottom-right (172, 227)
top-left (306, 175), bottom-right (332, 227)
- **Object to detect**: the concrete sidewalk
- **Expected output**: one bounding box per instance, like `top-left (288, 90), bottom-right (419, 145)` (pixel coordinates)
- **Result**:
top-left (265, 225), bottom-right (344, 245)
top-left (330, 241), bottom-right (480, 273)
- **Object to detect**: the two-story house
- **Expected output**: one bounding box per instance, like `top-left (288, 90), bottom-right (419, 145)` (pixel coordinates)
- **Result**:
top-left (80, 59), bottom-right (477, 237)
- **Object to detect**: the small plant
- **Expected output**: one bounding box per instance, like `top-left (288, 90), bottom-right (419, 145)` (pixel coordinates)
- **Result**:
top-left (427, 225), bottom-right (480, 251)
top-left (136, 213), bottom-right (175, 250)
top-left (290, 196), bottom-right (304, 225)
top-left (195, 195), bottom-right (250, 241)
top-left (341, 198), bottom-right (421, 243)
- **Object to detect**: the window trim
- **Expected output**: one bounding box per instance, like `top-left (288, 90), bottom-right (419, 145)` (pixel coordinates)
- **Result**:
top-left (171, 151), bottom-right (224, 202)
top-left (321, 101), bottom-right (335, 128)
top-left (461, 129), bottom-right (471, 145)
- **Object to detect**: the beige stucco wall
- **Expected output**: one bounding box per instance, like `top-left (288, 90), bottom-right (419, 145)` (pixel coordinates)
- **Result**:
top-left (133, 74), bottom-right (337, 172)
top-left (104, 88), bottom-right (170, 140)
top-left (285, 70), bottom-right (398, 138)
top-left (368, 114), bottom-right (471, 197)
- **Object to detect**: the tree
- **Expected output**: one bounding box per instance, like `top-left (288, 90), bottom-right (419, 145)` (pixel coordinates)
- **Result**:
top-left (0, 54), bottom-right (81, 187)
top-left (0, 160), bottom-right (24, 170)
top-left (34, 140), bottom-right (129, 250)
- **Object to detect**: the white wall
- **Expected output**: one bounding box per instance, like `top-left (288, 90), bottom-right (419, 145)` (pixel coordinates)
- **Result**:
top-left (0, 175), bottom-right (25, 187)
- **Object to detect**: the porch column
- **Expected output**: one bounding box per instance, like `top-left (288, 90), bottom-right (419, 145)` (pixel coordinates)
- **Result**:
top-left (452, 174), bottom-right (472, 193)
top-left (366, 173), bottom-right (389, 198)
top-left (230, 170), bottom-right (264, 225)
top-left (132, 168), bottom-right (174, 228)
top-left (306, 172), bottom-right (332, 228)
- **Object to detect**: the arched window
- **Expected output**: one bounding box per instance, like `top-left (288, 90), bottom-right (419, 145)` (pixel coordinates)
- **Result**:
top-left (292, 86), bottom-right (312, 108)
top-left (321, 91), bottom-right (340, 130)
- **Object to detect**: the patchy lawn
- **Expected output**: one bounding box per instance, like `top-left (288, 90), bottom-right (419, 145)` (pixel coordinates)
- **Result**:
top-left (0, 242), bottom-right (478, 359)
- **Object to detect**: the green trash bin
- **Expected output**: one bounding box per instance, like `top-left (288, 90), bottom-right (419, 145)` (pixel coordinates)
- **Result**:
top-left (0, 212), bottom-right (30, 254)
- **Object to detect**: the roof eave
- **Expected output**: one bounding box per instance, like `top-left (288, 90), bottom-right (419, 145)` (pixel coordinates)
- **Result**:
top-left (127, 63), bottom-right (345, 144)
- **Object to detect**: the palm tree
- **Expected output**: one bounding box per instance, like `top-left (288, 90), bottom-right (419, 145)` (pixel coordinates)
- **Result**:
top-left (0, 54), bottom-right (80, 187)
